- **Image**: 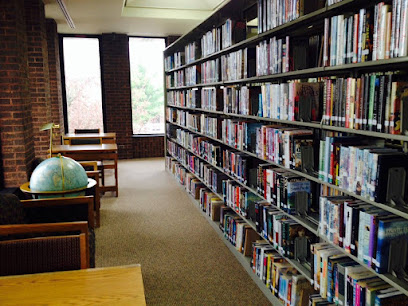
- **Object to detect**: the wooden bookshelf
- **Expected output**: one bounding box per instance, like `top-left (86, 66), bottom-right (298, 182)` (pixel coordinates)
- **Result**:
top-left (164, 0), bottom-right (408, 303)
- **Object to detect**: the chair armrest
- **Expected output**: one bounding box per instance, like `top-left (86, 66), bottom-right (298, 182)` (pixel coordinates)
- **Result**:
top-left (0, 221), bottom-right (88, 236)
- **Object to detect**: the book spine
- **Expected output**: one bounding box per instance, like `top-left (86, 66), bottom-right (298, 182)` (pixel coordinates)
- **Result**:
top-left (400, 0), bottom-right (408, 56)
top-left (373, 5), bottom-right (379, 61)
top-left (394, 0), bottom-right (402, 57)
top-left (324, 18), bottom-right (330, 66)
top-left (353, 13), bottom-right (359, 63)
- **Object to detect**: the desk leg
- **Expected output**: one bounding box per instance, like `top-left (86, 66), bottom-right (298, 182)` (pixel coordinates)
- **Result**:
top-left (114, 155), bottom-right (118, 197)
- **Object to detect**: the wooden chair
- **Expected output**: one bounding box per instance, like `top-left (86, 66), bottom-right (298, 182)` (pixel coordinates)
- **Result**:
top-left (74, 128), bottom-right (100, 134)
top-left (0, 221), bottom-right (89, 276)
top-left (11, 195), bottom-right (96, 268)
top-left (79, 161), bottom-right (101, 227)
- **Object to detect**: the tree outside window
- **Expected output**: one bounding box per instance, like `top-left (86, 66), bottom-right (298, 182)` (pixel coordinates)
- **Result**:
top-left (129, 37), bottom-right (165, 135)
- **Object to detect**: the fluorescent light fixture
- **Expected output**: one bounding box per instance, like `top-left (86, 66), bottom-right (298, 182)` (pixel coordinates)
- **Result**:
top-left (56, 0), bottom-right (75, 29)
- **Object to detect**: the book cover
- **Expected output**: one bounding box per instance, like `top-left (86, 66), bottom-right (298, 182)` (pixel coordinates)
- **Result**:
top-left (374, 218), bottom-right (408, 273)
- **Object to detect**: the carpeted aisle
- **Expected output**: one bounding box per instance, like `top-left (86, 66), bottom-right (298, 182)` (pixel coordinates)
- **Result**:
top-left (95, 158), bottom-right (271, 305)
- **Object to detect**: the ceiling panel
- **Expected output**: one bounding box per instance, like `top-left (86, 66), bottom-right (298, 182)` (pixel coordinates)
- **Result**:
top-left (44, 0), bottom-right (222, 36)
top-left (125, 0), bottom-right (226, 10)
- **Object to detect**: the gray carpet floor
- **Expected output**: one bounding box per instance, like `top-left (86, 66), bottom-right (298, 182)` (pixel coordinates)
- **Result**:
top-left (95, 158), bottom-right (271, 305)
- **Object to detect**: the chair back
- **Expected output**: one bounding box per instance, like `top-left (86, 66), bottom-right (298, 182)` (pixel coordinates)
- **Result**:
top-left (70, 138), bottom-right (102, 145)
top-left (74, 129), bottom-right (100, 134)
top-left (21, 196), bottom-right (95, 229)
top-left (0, 222), bottom-right (89, 276)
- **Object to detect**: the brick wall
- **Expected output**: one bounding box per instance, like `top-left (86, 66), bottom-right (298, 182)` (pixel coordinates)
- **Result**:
top-left (46, 19), bottom-right (64, 143)
top-left (0, 0), bottom-right (35, 187)
top-left (132, 136), bottom-right (164, 158)
top-left (25, 0), bottom-right (52, 158)
top-left (100, 33), bottom-right (133, 159)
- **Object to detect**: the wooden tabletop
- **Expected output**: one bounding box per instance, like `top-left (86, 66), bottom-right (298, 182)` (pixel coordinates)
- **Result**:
top-left (0, 264), bottom-right (146, 305)
top-left (52, 144), bottom-right (118, 153)
top-left (64, 133), bottom-right (116, 138)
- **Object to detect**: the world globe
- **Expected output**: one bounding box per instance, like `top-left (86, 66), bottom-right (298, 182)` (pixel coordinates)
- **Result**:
top-left (30, 155), bottom-right (88, 197)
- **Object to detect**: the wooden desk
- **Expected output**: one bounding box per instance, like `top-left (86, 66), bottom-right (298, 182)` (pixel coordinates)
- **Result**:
top-left (0, 265), bottom-right (146, 305)
top-left (52, 144), bottom-right (118, 197)
top-left (63, 132), bottom-right (116, 145)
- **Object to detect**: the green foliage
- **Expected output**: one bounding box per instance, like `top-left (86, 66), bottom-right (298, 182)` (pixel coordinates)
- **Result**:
top-left (131, 64), bottom-right (164, 134)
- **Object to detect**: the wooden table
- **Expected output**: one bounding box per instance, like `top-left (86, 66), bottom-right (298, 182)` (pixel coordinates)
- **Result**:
top-left (52, 144), bottom-right (118, 197)
top-left (63, 132), bottom-right (116, 145)
top-left (0, 265), bottom-right (146, 305)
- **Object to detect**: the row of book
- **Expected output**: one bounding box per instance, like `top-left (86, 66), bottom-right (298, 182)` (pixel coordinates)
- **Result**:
top-left (221, 48), bottom-right (256, 81)
top-left (185, 42), bottom-right (197, 65)
top-left (202, 87), bottom-right (222, 112)
top-left (253, 200), bottom-right (316, 258)
top-left (201, 59), bottom-right (220, 84)
top-left (256, 37), bottom-right (290, 76)
top-left (319, 196), bottom-right (408, 275)
top-left (252, 242), bottom-right (315, 305)
top-left (223, 85), bottom-right (254, 115)
top-left (221, 119), bottom-right (316, 170)
top-left (166, 89), bottom-right (200, 109)
top-left (166, 70), bottom-right (184, 88)
top-left (222, 179), bottom-right (259, 218)
top-left (164, 51), bottom-right (183, 71)
top-left (258, 166), bottom-right (313, 215)
top-left (175, 129), bottom-right (222, 168)
top-left (201, 27), bottom-right (221, 58)
top-left (311, 243), bottom-right (408, 305)
top-left (185, 66), bottom-right (198, 86)
top-left (258, 82), bottom-right (321, 122)
top-left (168, 73), bottom-right (408, 136)
top-left (166, 108), bottom-right (187, 127)
top-left (323, 1), bottom-right (408, 67)
top-left (168, 140), bottom-right (228, 194)
top-left (221, 19), bottom-right (246, 50)
top-left (322, 75), bottom-right (407, 135)
top-left (318, 135), bottom-right (408, 204)
top-left (257, 0), bottom-right (324, 34)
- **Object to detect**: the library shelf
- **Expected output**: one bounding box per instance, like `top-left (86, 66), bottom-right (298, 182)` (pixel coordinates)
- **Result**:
top-left (167, 105), bottom-right (408, 142)
top-left (167, 120), bottom-right (408, 221)
top-left (164, 0), bottom-right (408, 301)
top-left (167, 149), bottom-right (314, 286)
top-left (168, 170), bottom-right (284, 305)
top-left (168, 136), bottom-right (408, 296)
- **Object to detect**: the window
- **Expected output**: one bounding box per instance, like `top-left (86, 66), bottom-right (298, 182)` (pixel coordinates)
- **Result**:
top-left (62, 37), bottom-right (104, 133)
top-left (129, 37), bottom-right (165, 135)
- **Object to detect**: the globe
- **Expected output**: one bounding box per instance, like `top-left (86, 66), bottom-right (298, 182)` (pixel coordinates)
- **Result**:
top-left (30, 155), bottom-right (88, 197)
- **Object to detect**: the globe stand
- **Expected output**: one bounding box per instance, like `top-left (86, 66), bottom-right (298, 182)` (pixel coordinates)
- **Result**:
top-left (20, 178), bottom-right (96, 199)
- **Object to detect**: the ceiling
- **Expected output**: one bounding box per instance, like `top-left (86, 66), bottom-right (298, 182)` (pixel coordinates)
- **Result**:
top-left (44, 0), bottom-right (228, 37)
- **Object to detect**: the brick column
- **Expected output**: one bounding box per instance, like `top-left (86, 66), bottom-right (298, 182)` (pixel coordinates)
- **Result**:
top-left (25, 0), bottom-right (52, 158)
top-left (0, 0), bottom-right (35, 187)
top-left (46, 19), bottom-right (64, 143)
top-left (100, 33), bottom-right (133, 159)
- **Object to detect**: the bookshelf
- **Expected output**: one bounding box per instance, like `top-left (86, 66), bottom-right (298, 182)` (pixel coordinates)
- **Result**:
top-left (164, 0), bottom-right (408, 304)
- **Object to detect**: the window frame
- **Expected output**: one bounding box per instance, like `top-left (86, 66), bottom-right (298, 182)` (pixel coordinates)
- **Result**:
top-left (59, 34), bottom-right (106, 134)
